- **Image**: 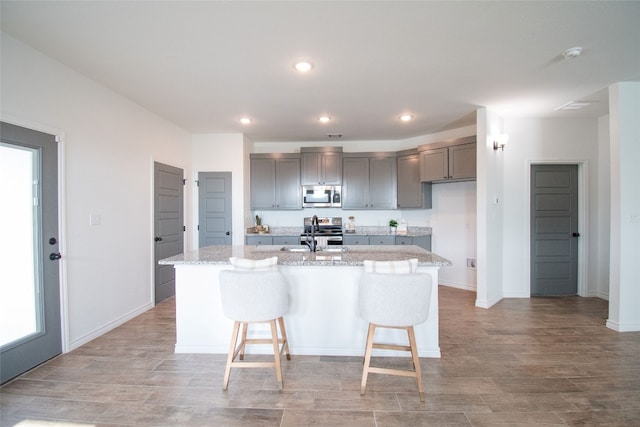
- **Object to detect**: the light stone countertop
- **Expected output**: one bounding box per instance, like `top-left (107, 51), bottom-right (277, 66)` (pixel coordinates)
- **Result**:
top-left (247, 226), bottom-right (432, 237)
top-left (159, 244), bottom-right (451, 267)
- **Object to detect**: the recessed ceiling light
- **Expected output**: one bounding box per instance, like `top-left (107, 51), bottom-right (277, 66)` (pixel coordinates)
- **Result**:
top-left (294, 61), bottom-right (313, 73)
top-left (240, 117), bottom-right (252, 125)
top-left (562, 47), bottom-right (583, 59)
top-left (318, 116), bottom-right (331, 123)
top-left (400, 114), bottom-right (414, 122)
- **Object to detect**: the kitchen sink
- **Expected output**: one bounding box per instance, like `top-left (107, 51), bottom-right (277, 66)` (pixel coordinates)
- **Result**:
top-left (318, 246), bottom-right (348, 253)
top-left (279, 246), bottom-right (348, 253)
top-left (280, 246), bottom-right (311, 252)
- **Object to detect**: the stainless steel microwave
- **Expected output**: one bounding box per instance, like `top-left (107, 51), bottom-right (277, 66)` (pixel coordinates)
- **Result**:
top-left (302, 185), bottom-right (342, 208)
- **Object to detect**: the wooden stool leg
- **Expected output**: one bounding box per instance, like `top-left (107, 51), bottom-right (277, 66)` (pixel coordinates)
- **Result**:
top-left (270, 319), bottom-right (284, 390)
top-left (223, 321), bottom-right (241, 390)
top-left (407, 326), bottom-right (425, 402)
top-left (278, 317), bottom-right (291, 361)
top-left (239, 322), bottom-right (248, 360)
top-left (360, 323), bottom-right (376, 395)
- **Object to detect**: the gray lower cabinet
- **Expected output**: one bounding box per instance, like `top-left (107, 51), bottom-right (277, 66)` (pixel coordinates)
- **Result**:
top-left (250, 154), bottom-right (302, 210)
top-left (343, 154), bottom-right (397, 209)
top-left (369, 235), bottom-right (395, 245)
top-left (272, 236), bottom-right (300, 245)
top-left (396, 235), bottom-right (431, 251)
top-left (343, 234), bottom-right (431, 251)
top-left (245, 235), bottom-right (273, 245)
top-left (343, 235), bottom-right (369, 245)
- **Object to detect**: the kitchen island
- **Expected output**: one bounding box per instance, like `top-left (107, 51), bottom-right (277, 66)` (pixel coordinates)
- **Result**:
top-left (160, 245), bottom-right (451, 358)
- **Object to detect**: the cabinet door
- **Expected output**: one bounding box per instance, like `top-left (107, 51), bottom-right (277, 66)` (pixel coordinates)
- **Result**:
top-left (321, 152), bottom-right (342, 184)
top-left (275, 158), bottom-right (302, 209)
top-left (449, 143), bottom-right (476, 180)
top-left (342, 157), bottom-right (369, 209)
top-left (397, 154), bottom-right (422, 208)
top-left (301, 152), bottom-right (321, 185)
top-left (272, 236), bottom-right (300, 245)
top-left (395, 236), bottom-right (413, 246)
top-left (412, 235), bottom-right (431, 251)
top-left (301, 152), bottom-right (342, 185)
top-left (420, 148), bottom-right (448, 182)
top-left (250, 158), bottom-right (276, 209)
top-left (370, 235), bottom-right (395, 245)
top-left (246, 235), bottom-right (273, 245)
top-left (369, 156), bottom-right (397, 209)
top-left (343, 235), bottom-right (369, 245)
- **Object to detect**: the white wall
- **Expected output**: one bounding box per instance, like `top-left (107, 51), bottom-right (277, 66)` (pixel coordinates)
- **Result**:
top-left (1, 33), bottom-right (192, 351)
top-left (597, 115), bottom-right (611, 299)
top-left (191, 134), bottom-right (247, 248)
top-left (475, 109), bottom-right (505, 307)
top-left (607, 82), bottom-right (640, 332)
top-left (501, 117), bottom-right (602, 298)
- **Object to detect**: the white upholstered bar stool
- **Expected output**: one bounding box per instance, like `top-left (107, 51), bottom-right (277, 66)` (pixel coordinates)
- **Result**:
top-left (358, 259), bottom-right (433, 401)
top-left (218, 257), bottom-right (290, 390)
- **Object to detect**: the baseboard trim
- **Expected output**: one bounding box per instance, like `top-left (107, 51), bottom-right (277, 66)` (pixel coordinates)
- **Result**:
top-left (439, 280), bottom-right (476, 292)
top-left (175, 345), bottom-right (442, 358)
top-left (67, 302), bottom-right (153, 352)
top-left (606, 320), bottom-right (640, 332)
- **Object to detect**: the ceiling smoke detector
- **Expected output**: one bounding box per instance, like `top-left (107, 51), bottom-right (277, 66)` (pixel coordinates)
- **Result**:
top-left (562, 47), bottom-right (583, 59)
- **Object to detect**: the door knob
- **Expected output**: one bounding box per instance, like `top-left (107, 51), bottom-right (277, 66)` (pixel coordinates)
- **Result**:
top-left (225, 231), bottom-right (230, 235)
top-left (49, 253), bottom-right (62, 261)
top-left (155, 236), bottom-right (163, 242)
top-left (572, 232), bottom-right (580, 237)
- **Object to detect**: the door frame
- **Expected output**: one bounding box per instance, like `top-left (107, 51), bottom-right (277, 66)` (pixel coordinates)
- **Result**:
top-left (1, 115), bottom-right (70, 352)
top-left (525, 160), bottom-right (588, 297)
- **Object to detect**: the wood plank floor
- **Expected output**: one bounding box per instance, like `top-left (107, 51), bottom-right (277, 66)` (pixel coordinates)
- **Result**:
top-left (2, 286), bottom-right (640, 426)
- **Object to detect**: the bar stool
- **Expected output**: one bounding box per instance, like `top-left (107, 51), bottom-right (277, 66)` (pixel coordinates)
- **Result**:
top-left (358, 260), bottom-right (432, 401)
top-left (218, 265), bottom-right (290, 390)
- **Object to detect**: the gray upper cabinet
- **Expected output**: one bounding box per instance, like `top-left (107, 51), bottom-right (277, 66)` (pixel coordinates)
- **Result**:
top-left (397, 151), bottom-right (432, 209)
top-left (343, 153), bottom-right (397, 209)
top-left (250, 154), bottom-right (302, 210)
top-left (419, 148), bottom-right (448, 182)
top-left (419, 136), bottom-right (476, 183)
top-left (301, 147), bottom-right (342, 185)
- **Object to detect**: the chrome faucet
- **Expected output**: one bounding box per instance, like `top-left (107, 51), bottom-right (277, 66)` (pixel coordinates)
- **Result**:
top-left (304, 215), bottom-right (320, 252)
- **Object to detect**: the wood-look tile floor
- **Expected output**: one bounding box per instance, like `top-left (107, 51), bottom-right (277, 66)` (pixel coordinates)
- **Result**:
top-left (2, 286), bottom-right (640, 426)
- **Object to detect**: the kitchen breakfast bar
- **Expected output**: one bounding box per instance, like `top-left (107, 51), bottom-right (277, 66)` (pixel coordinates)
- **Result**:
top-left (159, 245), bottom-right (451, 358)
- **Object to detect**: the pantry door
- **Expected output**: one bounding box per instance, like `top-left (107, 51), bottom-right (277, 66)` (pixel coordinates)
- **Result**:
top-left (0, 122), bottom-right (61, 384)
top-left (530, 164), bottom-right (579, 296)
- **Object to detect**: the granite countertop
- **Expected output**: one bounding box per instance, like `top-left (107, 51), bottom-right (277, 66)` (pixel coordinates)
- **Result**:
top-left (159, 244), bottom-right (451, 267)
top-left (246, 226), bottom-right (432, 237)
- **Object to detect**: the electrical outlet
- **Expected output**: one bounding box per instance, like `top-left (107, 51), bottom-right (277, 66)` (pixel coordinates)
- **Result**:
top-left (466, 258), bottom-right (476, 268)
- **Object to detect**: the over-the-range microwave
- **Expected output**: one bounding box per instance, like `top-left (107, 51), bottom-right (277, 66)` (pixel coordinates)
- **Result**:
top-left (302, 185), bottom-right (342, 208)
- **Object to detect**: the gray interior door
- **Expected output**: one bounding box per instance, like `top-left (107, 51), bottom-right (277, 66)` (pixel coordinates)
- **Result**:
top-left (1, 122), bottom-right (61, 384)
top-left (154, 162), bottom-right (184, 304)
top-left (531, 164), bottom-right (579, 296)
top-left (198, 172), bottom-right (232, 247)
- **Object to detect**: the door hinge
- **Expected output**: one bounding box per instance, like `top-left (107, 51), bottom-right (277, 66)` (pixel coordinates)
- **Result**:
top-left (197, 225), bottom-right (200, 230)
top-left (195, 180), bottom-right (199, 187)
top-left (182, 179), bottom-right (187, 186)
top-left (183, 225), bottom-right (186, 232)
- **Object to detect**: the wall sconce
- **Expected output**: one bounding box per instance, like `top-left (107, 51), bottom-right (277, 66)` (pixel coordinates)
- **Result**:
top-left (493, 134), bottom-right (509, 151)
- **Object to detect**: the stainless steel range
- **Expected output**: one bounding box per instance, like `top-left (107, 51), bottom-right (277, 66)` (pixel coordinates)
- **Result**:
top-left (300, 216), bottom-right (343, 246)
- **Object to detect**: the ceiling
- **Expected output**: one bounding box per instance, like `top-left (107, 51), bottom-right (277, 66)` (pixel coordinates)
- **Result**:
top-left (1, 1), bottom-right (639, 143)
